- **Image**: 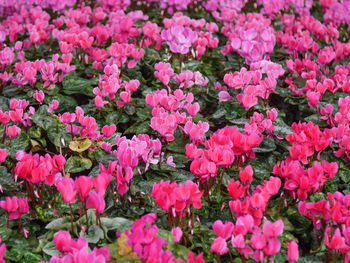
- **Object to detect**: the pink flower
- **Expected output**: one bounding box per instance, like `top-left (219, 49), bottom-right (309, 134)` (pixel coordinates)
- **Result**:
top-left (0, 149), bottom-right (7, 163)
top-left (86, 191), bottom-right (105, 214)
top-left (33, 90), bottom-right (45, 104)
top-left (60, 112), bottom-right (76, 124)
top-left (102, 124), bottom-right (116, 138)
top-left (218, 91), bottom-right (232, 102)
top-left (211, 237), bottom-right (228, 255)
top-left (171, 227), bottom-right (183, 243)
top-left (0, 196), bottom-right (28, 220)
top-left (263, 237), bottom-right (281, 256)
top-left (95, 96), bottom-right (108, 108)
top-left (76, 176), bottom-right (93, 202)
top-left (93, 173), bottom-right (112, 195)
top-left (56, 178), bottom-right (77, 204)
top-left (48, 100), bottom-right (59, 113)
top-left (212, 220), bottom-right (234, 240)
top-left (166, 156), bottom-right (176, 168)
top-left (239, 165), bottom-right (253, 185)
top-left (287, 240), bottom-right (299, 263)
top-left (263, 220), bottom-right (284, 238)
top-left (8, 125), bottom-right (21, 138)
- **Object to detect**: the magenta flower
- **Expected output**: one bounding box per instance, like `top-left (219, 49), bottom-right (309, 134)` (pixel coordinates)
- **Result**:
top-left (76, 176), bottom-right (93, 202)
top-left (288, 240), bottom-right (299, 263)
top-left (86, 191), bottom-right (105, 214)
top-left (161, 25), bottom-right (197, 54)
top-left (33, 90), bottom-right (45, 104)
top-left (0, 149), bottom-right (7, 163)
top-left (210, 237), bottom-right (229, 255)
top-left (56, 178), bottom-right (77, 204)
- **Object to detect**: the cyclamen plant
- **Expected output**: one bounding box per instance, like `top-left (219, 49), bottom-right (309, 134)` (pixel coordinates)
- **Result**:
top-left (0, 0), bottom-right (350, 262)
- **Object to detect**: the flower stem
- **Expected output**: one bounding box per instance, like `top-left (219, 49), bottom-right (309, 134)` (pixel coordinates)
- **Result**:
top-left (84, 203), bottom-right (89, 231)
top-left (69, 203), bottom-right (74, 233)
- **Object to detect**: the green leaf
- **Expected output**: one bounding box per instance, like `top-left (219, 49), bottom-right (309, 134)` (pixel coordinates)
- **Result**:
top-left (0, 227), bottom-right (12, 242)
top-left (0, 97), bottom-right (9, 111)
top-left (42, 241), bottom-right (60, 257)
top-left (166, 137), bottom-right (189, 154)
top-left (3, 85), bottom-right (22, 98)
top-left (5, 247), bottom-right (24, 262)
top-left (228, 118), bottom-right (249, 126)
top-left (106, 111), bottom-right (129, 125)
top-left (157, 229), bottom-right (175, 246)
top-left (124, 121), bottom-right (151, 134)
top-left (0, 169), bottom-right (21, 193)
top-left (100, 217), bottom-right (133, 232)
top-left (124, 104), bottom-right (135, 115)
top-left (273, 118), bottom-right (293, 137)
top-left (45, 217), bottom-right (68, 230)
top-left (82, 225), bottom-right (104, 244)
top-left (254, 137), bottom-right (276, 153)
top-left (339, 168), bottom-right (350, 183)
top-left (65, 156), bottom-right (92, 173)
top-left (32, 113), bottom-right (57, 130)
top-left (171, 169), bottom-right (195, 183)
top-left (23, 252), bottom-right (44, 263)
top-left (211, 108), bottom-right (226, 119)
top-left (47, 126), bottom-right (71, 147)
top-left (184, 60), bottom-right (201, 71)
top-left (28, 126), bottom-right (42, 139)
top-left (62, 73), bottom-right (97, 97)
top-left (60, 96), bottom-right (78, 113)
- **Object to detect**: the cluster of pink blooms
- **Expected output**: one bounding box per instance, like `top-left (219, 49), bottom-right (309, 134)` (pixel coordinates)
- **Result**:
top-left (142, 21), bottom-right (163, 50)
top-left (0, 94), bottom-right (58, 147)
top-left (0, 0), bottom-right (76, 18)
top-left (285, 122), bottom-right (332, 164)
top-left (123, 213), bottom-right (204, 263)
top-left (221, 60), bottom-right (284, 109)
top-left (94, 64), bottom-right (140, 108)
top-left (161, 12), bottom-right (219, 58)
top-left (330, 96), bottom-right (350, 159)
top-left (222, 13), bottom-right (276, 64)
top-left (56, 176), bottom-right (107, 216)
top-left (114, 134), bottom-right (162, 170)
top-left (41, 230), bottom-right (111, 263)
top-left (51, 7), bottom-right (147, 71)
top-left (147, 0), bottom-right (195, 14)
top-left (247, 109), bottom-right (281, 139)
top-left (152, 180), bottom-right (202, 217)
top-left (286, 61), bottom-right (350, 104)
top-left (299, 191), bottom-right (350, 262)
top-left (321, 0), bottom-right (350, 29)
top-left (276, 14), bottom-right (339, 58)
top-left (211, 214), bottom-right (298, 262)
top-left (188, 125), bottom-right (263, 182)
top-left (15, 152), bottom-right (66, 185)
top-left (273, 159), bottom-right (338, 200)
top-left (0, 6), bottom-right (54, 44)
top-left (0, 196), bottom-right (29, 220)
top-left (7, 55), bottom-right (76, 87)
top-left (257, 0), bottom-right (313, 18)
top-left (154, 62), bottom-right (209, 90)
top-left (228, 173), bottom-right (281, 225)
top-left (147, 85), bottom-right (207, 142)
top-left (1, 98), bottom-right (35, 131)
top-left (146, 89), bottom-right (200, 117)
top-left (204, 0), bottom-right (248, 22)
top-left (108, 42), bottom-right (145, 69)
top-left (85, 133), bottom-right (162, 196)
